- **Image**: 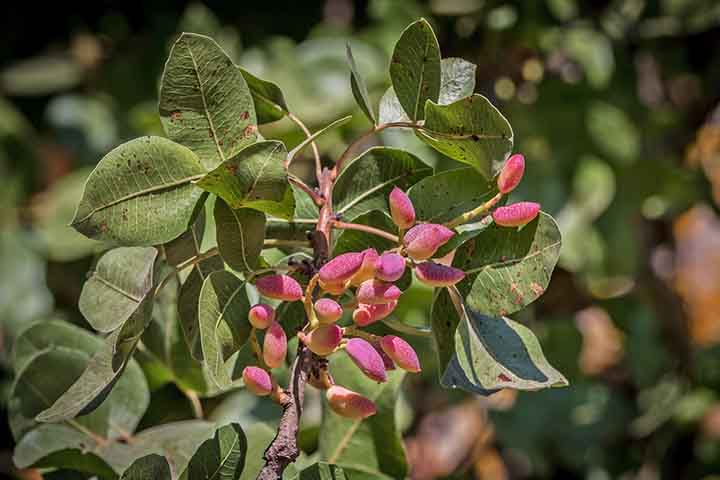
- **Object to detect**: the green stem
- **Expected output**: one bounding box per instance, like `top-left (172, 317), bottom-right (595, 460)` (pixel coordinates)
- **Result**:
top-left (445, 192), bottom-right (503, 229)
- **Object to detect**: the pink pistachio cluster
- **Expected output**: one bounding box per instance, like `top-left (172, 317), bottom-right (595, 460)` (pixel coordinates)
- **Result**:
top-left (243, 153), bottom-right (539, 419)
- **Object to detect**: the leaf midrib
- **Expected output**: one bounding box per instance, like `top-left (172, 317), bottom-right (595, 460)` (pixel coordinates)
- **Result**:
top-left (73, 174), bottom-right (204, 225)
top-left (186, 44), bottom-right (225, 164)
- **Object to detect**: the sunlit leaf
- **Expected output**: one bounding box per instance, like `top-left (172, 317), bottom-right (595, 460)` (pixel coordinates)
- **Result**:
top-left (187, 423), bottom-right (247, 479)
top-left (197, 140), bottom-right (293, 219)
top-left (121, 454), bottom-right (171, 480)
top-left (418, 94), bottom-right (513, 179)
top-left (333, 147), bottom-right (432, 221)
top-left (159, 33), bottom-right (257, 170)
top-left (438, 58), bottom-right (476, 105)
top-left (71, 136), bottom-right (207, 245)
top-left (390, 19), bottom-right (441, 121)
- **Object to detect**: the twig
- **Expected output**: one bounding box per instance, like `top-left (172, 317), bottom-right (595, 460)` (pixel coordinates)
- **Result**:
top-left (332, 220), bottom-right (399, 243)
top-left (288, 112), bottom-right (323, 180)
top-left (289, 176), bottom-right (324, 207)
top-left (445, 192), bottom-right (502, 228)
top-left (333, 121), bottom-right (421, 175)
top-left (183, 389), bottom-right (204, 419)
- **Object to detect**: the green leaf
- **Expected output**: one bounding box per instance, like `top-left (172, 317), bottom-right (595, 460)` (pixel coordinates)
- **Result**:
top-left (438, 57), bottom-right (476, 105)
top-left (37, 328), bottom-right (148, 423)
top-left (437, 292), bottom-right (568, 394)
top-left (318, 354), bottom-right (407, 478)
top-left (333, 147), bottom-right (432, 221)
top-left (187, 423), bottom-right (247, 480)
top-left (14, 419), bottom-right (217, 477)
top-left (159, 33), bottom-right (257, 170)
top-left (286, 115), bottom-right (352, 166)
top-left (214, 199), bottom-right (266, 272)
top-left (407, 167), bottom-right (497, 223)
top-left (179, 256), bottom-right (225, 359)
top-left (198, 271), bottom-right (251, 388)
top-left (346, 44), bottom-right (375, 125)
top-left (389, 18), bottom-right (441, 121)
top-left (197, 141), bottom-right (294, 219)
top-left (240, 67), bottom-right (289, 124)
top-left (266, 185), bottom-right (318, 242)
top-left (71, 136), bottom-right (207, 245)
top-left (238, 423), bottom-right (276, 480)
top-left (79, 247), bottom-right (157, 333)
top-left (164, 210), bottom-right (206, 267)
top-left (418, 94), bottom-right (513, 179)
top-left (454, 212), bottom-right (562, 317)
top-left (121, 454), bottom-right (172, 480)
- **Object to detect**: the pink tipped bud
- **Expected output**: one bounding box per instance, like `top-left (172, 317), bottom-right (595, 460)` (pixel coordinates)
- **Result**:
top-left (319, 279), bottom-right (349, 296)
top-left (319, 252), bottom-right (364, 284)
top-left (414, 262), bottom-right (466, 287)
top-left (248, 304), bottom-right (275, 329)
top-left (352, 301), bottom-right (398, 327)
top-left (497, 153), bottom-right (525, 194)
top-left (314, 298), bottom-right (343, 324)
top-left (403, 224), bottom-right (455, 260)
top-left (376, 252), bottom-right (406, 282)
top-left (242, 366), bottom-right (272, 396)
top-left (380, 335), bottom-right (421, 373)
top-left (350, 248), bottom-right (380, 286)
top-left (263, 321), bottom-right (287, 369)
top-left (301, 324), bottom-right (343, 356)
top-left (492, 202), bottom-right (541, 227)
top-left (345, 338), bottom-right (387, 382)
top-left (389, 187), bottom-right (416, 229)
top-left (326, 385), bottom-right (377, 419)
top-left (356, 279), bottom-right (402, 305)
top-left (255, 274), bottom-right (303, 302)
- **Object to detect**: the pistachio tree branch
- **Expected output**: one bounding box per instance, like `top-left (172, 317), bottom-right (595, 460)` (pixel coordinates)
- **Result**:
top-left (332, 220), bottom-right (400, 243)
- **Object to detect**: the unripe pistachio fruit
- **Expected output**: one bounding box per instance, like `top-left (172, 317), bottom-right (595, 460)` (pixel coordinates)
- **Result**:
top-left (242, 366), bottom-right (272, 396)
top-left (314, 298), bottom-right (343, 324)
top-left (263, 321), bottom-right (287, 369)
top-left (380, 335), bottom-right (421, 373)
top-left (344, 338), bottom-right (387, 382)
top-left (492, 202), bottom-right (540, 227)
top-left (389, 187), bottom-right (416, 229)
top-left (375, 252), bottom-right (406, 282)
top-left (255, 274), bottom-right (303, 301)
top-left (326, 385), bottom-right (377, 419)
top-left (352, 301), bottom-right (398, 327)
top-left (356, 279), bottom-right (402, 305)
top-left (497, 153), bottom-right (525, 194)
top-left (248, 303), bottom-right (275, 329)
top-left (414, 261), bottom-right (465, 287)
top-left (300, 324), bottom-right (343, 356)
top-left (403, 224), bottom-right (454, 260)
top-left (318, 252), bottom-right (364, 285)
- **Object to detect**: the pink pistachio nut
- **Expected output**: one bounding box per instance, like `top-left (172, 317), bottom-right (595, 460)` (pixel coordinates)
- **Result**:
top-left (345, 338), bottom-right (387, 382)
top-left (403, 224), bottom-right (455, 260)
top-left (326, 385), bottom-right (377, 419)
top-left (497, 153), bottom-right (525, 194)
top-left (380, 335), bottom-right (421, 373)
top-left (414, 261), bottom-right (466, 287)
top-left (352, 301), bottom-right (398, 327)
top-left (314, 298), bottom-right (343, 324)
top-left (263, 321), bottom-right (287, 369)
top-left (389, 187), bottom-right (416, 229)
top-left (356, 279), bottom-right (402, 305)
top-left (376, 252), bottom-right (406, 282)
top-left (301, 324), bottom-right (343, 356)
top-left (319, 279), bottom-right (349, 296)
top-left (319, 252), bottom-right (365, 285)
top-left (248, 303), bottom-right (275, 329)
top-left (242, 366), bottom-right (272, 396)
top-left (492, 202), bottom-right (541, 227)
top-left (255, 274), bottom-right (303, 302)
top-left (349, 248), bottom-right (380, 286)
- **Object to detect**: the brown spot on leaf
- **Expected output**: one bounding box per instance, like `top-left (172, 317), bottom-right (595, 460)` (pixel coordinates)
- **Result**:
top-left (240, 111), bottom-right (250, 120)
top-left (243, 125), bottom-right (257, 137)
top-left (497, 373), bottom-right (512, 382)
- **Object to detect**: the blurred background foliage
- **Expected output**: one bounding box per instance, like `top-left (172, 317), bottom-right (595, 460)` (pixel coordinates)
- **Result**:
top-left (2, 0), bottom-right (720, 478)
